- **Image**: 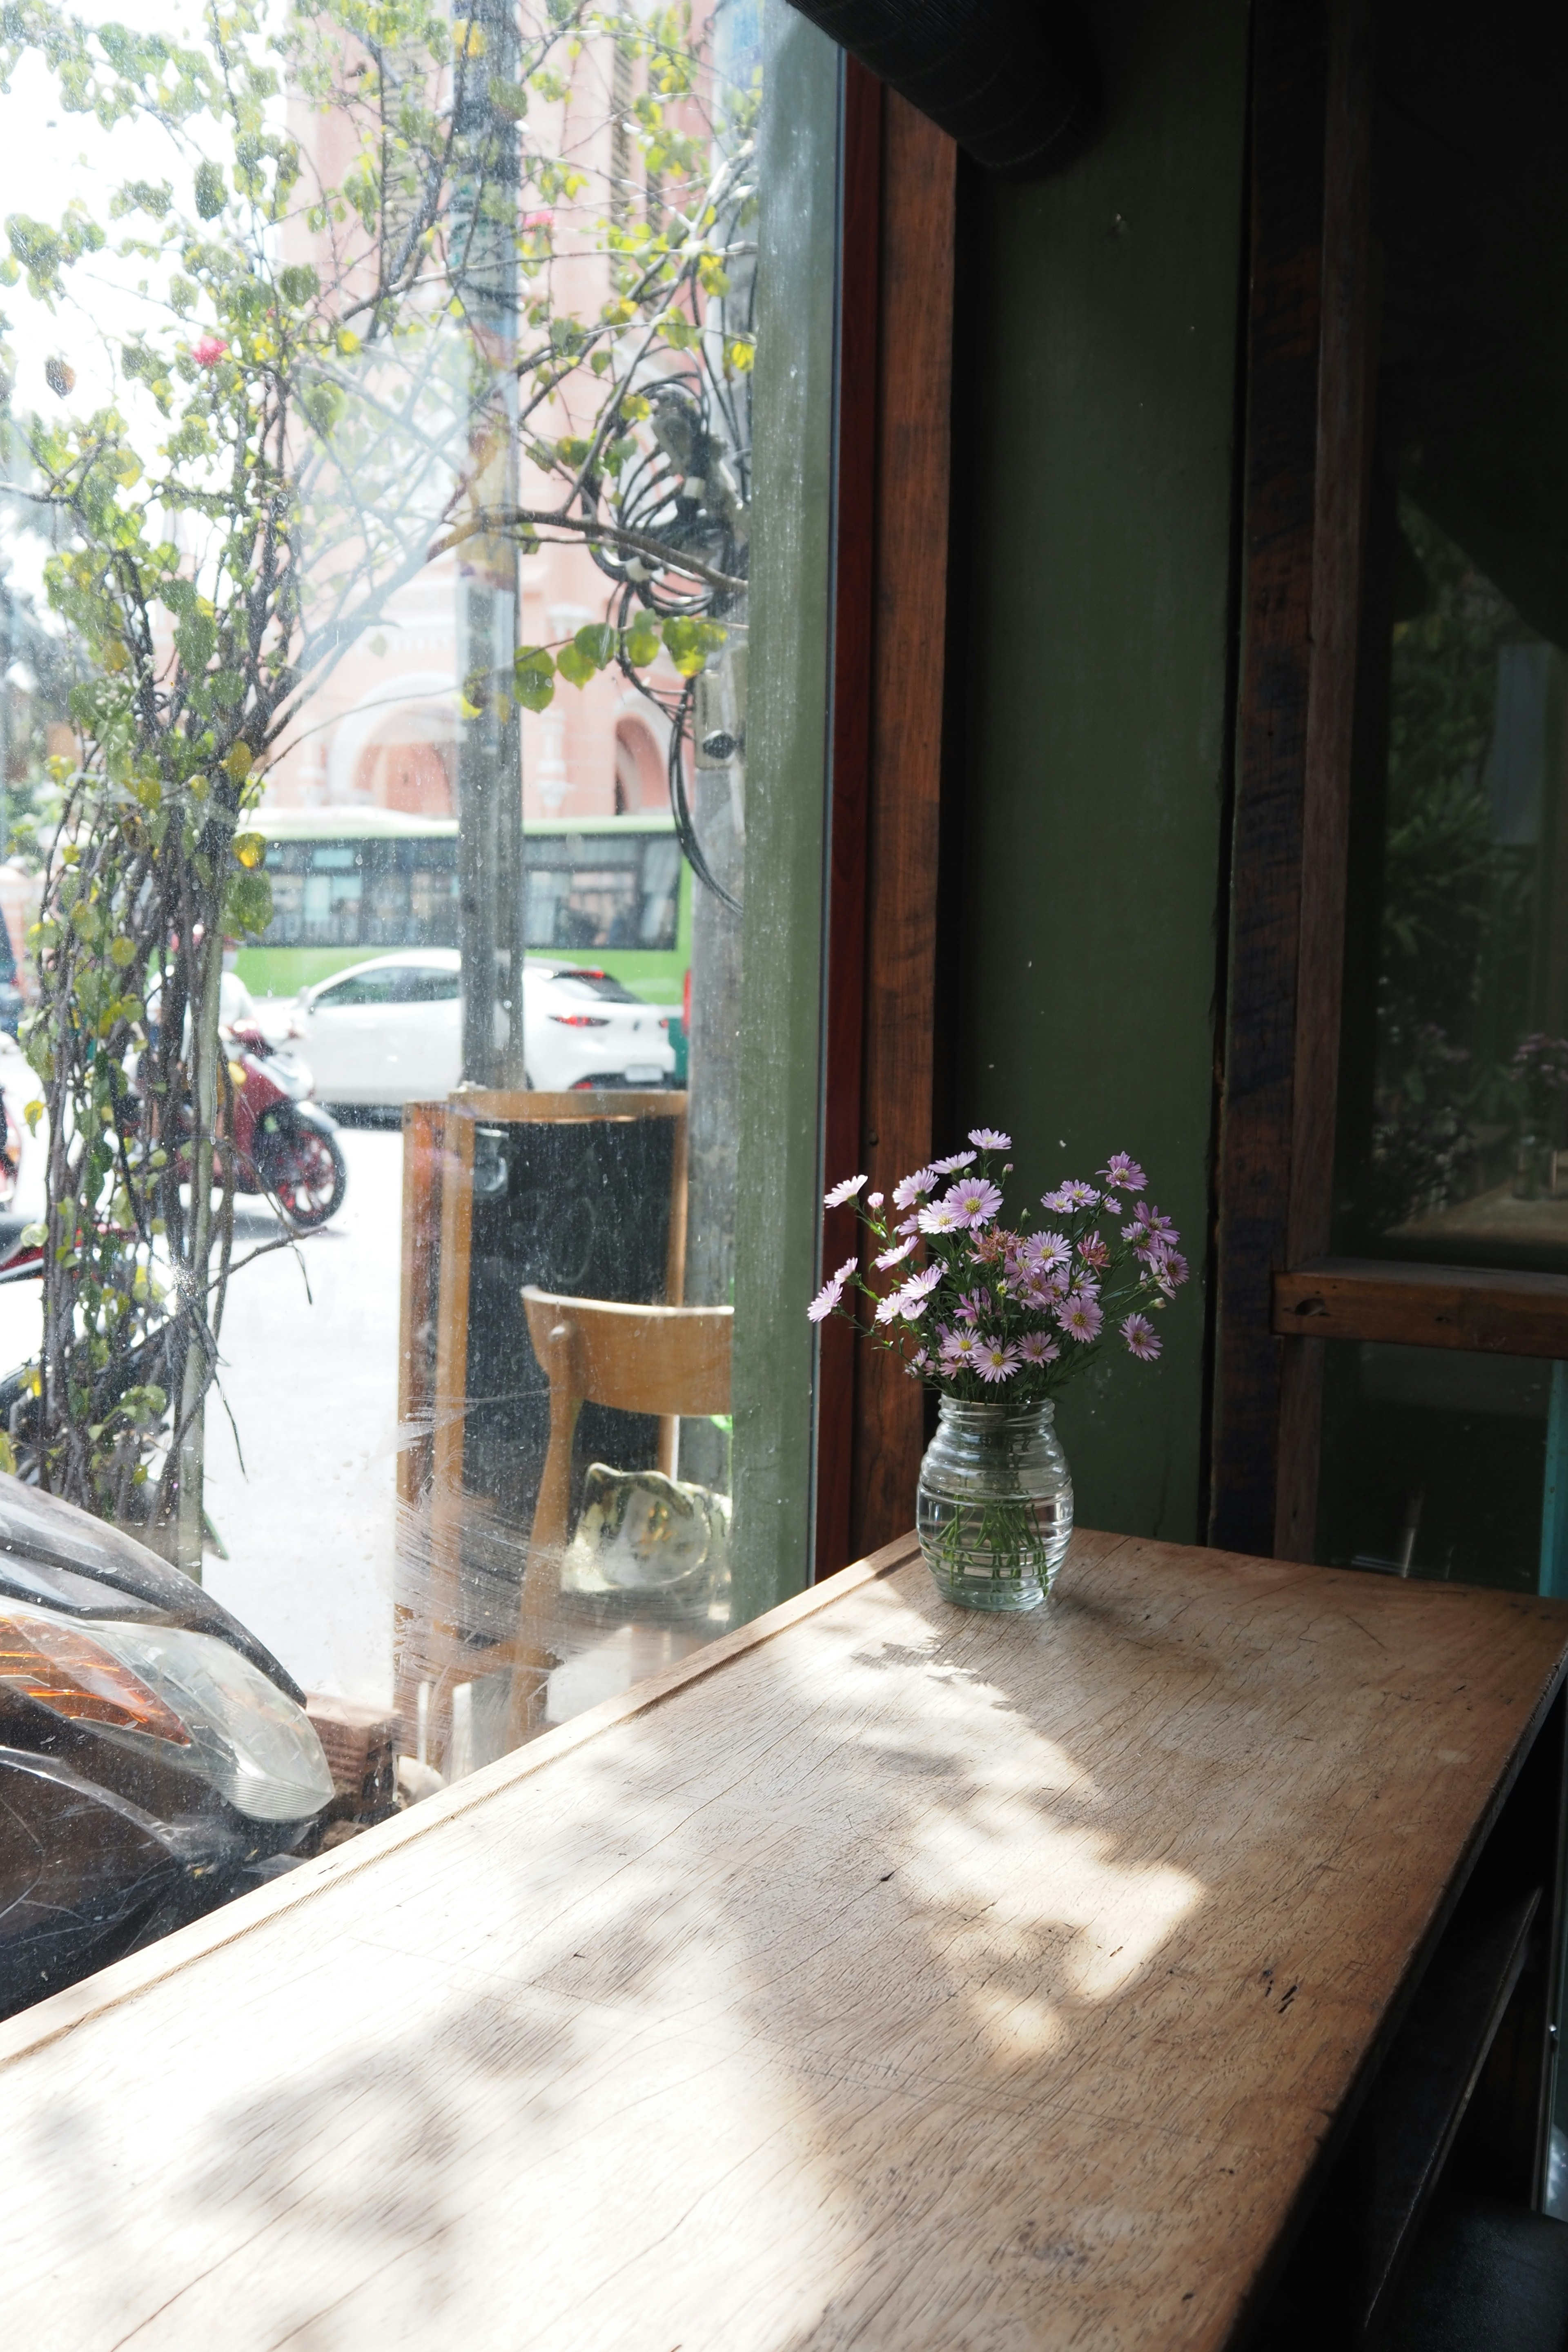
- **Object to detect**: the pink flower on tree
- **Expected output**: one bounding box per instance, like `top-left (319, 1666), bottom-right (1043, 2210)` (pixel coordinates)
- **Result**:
top-left (192, 337), bottom-right (228, 367)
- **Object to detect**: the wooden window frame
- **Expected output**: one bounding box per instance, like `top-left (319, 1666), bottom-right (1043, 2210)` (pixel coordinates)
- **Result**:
top-left (1210, 0), bottom-right (1568, 1564)
top-left (813, 67), bottom-right (957, 1581)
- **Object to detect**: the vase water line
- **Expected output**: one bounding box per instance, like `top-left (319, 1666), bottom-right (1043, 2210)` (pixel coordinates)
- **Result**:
top-left (915, 1396), bottom-right (1073, 1611)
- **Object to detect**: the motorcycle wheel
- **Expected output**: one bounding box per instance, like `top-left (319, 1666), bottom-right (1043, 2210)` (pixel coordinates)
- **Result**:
top-left (263, 1126), bottom-right (347, 1230)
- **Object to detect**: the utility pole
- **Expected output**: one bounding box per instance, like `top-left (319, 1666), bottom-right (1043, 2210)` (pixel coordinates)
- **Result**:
top-left (454, 0), bottom-right (524, 1089)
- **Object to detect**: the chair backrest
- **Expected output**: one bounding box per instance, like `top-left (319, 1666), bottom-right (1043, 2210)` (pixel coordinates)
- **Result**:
top-left (521, 1287), bottom-right (731, 1419)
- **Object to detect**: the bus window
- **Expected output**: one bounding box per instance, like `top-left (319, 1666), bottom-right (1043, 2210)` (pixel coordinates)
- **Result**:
top-left (303, 845), bottom-right (362, 944)
top-left (639, 837), bottom-right (682, 949)
top-left (363, 844), bottom-right (410, 948)
top-left (524, 833), bottom-right (680, 953)
top-left (405, 840), bottom-right (459, 947)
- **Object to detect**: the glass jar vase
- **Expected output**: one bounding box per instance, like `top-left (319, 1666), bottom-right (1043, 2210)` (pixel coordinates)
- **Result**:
top-left (916, 1397), bottom-right (1073, 1612)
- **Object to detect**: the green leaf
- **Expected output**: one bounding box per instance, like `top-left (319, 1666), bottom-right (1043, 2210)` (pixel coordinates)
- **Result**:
top-left (573, 621), bottom-right (617, 671)
top-left (555, 640), bottom-right (595, 688)
top-left (223, 869), bottom-right (273, 937)
top-left (194, 161), bottom-right (226, 220)
top-left (513, 646), bottom-right (555, 711)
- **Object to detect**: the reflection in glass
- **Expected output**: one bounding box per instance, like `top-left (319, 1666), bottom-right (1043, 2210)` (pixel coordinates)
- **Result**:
top-left (1317, 1343), bottom-right (1550, 1593)
top-left (0, 0), bottom-right (808, 2017)
top-left (1337, 506), bottom-right (1568, 1265)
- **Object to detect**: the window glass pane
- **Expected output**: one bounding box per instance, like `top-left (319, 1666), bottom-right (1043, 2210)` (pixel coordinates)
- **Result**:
top-left (1319, 1343), bottom-right (1549, 1590)
top-left (1334, 10), bottom-right (1568, 1277)
top-left (0, 0), bottom-right (835, 2017)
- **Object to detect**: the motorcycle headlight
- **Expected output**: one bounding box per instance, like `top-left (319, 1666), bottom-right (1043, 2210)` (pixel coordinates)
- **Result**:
top-left (0, 1603), bottom-right (334, 1822)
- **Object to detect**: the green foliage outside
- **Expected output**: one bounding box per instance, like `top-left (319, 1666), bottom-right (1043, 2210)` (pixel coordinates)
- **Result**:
top-left (0, 0), bottom-right (754, 1534)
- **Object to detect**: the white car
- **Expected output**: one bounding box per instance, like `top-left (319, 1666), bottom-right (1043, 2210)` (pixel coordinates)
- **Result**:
top-left (270, 950), bottom-right (676, 1106)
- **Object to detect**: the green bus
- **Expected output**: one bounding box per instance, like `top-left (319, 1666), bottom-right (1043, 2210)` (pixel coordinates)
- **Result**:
top-left (236, 807), bottom-right (692, 1026)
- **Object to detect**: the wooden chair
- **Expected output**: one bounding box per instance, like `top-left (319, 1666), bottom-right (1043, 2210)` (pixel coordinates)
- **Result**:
top-left (510, 1285), bottom-right (733, 1742)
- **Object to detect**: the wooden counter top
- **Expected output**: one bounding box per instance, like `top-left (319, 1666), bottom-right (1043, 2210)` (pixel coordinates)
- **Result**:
top-left (3, 1528), bottom-right (1567, 2350)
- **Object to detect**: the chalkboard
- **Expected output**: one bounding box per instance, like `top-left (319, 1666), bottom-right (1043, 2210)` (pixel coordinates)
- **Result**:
top-left (395, 1091), bottom-right (688, 1695)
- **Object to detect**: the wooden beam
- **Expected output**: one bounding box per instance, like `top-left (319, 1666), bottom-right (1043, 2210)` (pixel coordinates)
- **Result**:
top-left (848, 93), bottom-right (956, 1564)
top-left (1273, 1259), bottom-right (1568, 1359)
top-left (813, 57), bottom-right (882, 1582)
top-left (1275, 0), bottom-right (1376, 1563)
top-left (1209, 0), bottom-right (1374, 1561)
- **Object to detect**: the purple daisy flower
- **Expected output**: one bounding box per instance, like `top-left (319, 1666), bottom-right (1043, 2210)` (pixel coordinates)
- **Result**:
top-left (897, 1264), bottom-right (944, 1317)
top-left (1100, 1153), bottom-right (1147, 1194)
top-left (944, 1176), bottom-right (1004, 1227)
top-left (823, 1173), bottom-right (867, 1209)
top-left (1018, 1330), bottom-right (1060, 1365)
top-left (974, 1337), bottom-right (1020, 1383)
top-left (874, 1235), bottom-right (918, 1271)
top-left (807, 1256), bottom-right (859, 1323)
top-left (929, 1149), bottom-right (977, 1176)
top-left (892, 1167), bottom-right (937, 1209)
top-left (1022, 1230), bottom-right (1071, 1273)
top-left (917, 1198), bottom-right (964, 1236)
top-left (1121, 1312), bottom-right (1162, 1361)
top-left (955, 1289), bottom-right (987, 1324)
top-left (1057, 1294), bottom-right (1103, 1344)
top-left (968, 1127), bottom-right (1011, 1151)
top-left (939, 1327), bottom-right (980, 1371)
top-left (867, 1191), bottom-right (884, 1211)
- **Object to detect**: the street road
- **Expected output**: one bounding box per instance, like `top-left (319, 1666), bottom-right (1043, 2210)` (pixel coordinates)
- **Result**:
top-left (0, 1125), bottom-right (405, 1706)
top-left (204, 1126), bottom-right (403, 1704)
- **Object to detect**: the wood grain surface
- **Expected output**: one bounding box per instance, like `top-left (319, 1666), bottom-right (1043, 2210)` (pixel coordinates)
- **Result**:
top-left (849, 96), bottom-right (956, 1564)
top-left (1209, 0), bottom-right (1332, 1560)
top-left (1274, 1257), bottom-right (1568, 1357)
top-left (2, 1529), bottom-right (1565, 2351)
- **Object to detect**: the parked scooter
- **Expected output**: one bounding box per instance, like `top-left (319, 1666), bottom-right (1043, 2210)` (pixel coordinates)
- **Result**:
top-left (0, 1473), bottom-right (332, 2018)
top-left (220, 1022), bottom-right (347, 1231)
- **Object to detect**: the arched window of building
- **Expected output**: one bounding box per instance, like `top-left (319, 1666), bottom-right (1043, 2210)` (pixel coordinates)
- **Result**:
top-left (354, 709), bottom-right (457, 815)
top-left (614, 717), bottom-right (665, 812)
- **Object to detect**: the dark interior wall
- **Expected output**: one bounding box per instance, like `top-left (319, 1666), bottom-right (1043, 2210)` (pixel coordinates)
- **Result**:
top-left (945, 0), bottom-right (1249, 1541)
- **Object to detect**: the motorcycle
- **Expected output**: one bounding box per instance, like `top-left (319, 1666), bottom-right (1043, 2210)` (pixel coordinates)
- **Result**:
top-left (0, 1472), bottom-right (333, 2018)
top-left (220, 1023), bottom-right (347, 1232)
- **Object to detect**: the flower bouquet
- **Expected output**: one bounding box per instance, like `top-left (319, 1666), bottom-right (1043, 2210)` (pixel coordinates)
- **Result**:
top-left (810, 1129), bottom-right (1188, 1610)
